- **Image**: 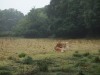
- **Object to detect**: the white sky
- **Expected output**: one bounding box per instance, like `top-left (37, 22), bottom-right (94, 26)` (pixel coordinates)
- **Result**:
top-left (0, 0), bottom-right (50, 15)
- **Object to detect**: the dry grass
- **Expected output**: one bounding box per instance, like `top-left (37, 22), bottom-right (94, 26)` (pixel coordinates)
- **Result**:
top-left (0, 37), bottom-right (100, 60)
top-left (0, 37), bottom-right (100, 75)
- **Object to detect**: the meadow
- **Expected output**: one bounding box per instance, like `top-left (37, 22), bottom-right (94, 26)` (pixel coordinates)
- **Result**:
top-left (0, 37), bottom-right (100, 75)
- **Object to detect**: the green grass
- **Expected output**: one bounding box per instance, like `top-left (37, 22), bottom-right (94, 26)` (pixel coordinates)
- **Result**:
top-left (0, 37), bottom-right (100, 75)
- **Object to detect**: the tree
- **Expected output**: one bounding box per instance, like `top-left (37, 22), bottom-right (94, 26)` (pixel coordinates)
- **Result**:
top-left (14, 7), bottom-right (51, 38)
top-left (0, 8), bottom-right (24, 36)
top-left (47, 0), bottom-right (100, 38)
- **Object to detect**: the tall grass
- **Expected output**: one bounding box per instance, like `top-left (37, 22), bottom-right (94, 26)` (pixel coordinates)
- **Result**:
top-left (0, 37), bottom-right (100, 75)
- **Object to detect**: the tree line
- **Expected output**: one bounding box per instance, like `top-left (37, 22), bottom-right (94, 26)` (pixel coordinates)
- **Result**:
top-left (0, 0), bottom-right (100, 38)
top-left (0, 8), bottom-right (24, 36)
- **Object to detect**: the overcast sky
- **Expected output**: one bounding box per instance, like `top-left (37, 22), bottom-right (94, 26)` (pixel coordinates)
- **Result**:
top-left (0, 0), bottom-right (50, 15)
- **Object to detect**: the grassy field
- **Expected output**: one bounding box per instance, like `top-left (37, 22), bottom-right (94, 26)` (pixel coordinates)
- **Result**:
top-left (0, 37), bottom-right (100, 75)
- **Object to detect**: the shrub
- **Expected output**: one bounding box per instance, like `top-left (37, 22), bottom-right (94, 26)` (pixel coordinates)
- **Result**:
top-left (75, 58), bottom-right (90, 67)
top-left (73, 51), bottom-right (82, 57)
top-left (80, 57), bottom-right (88, 62)
top-left (0, 66), bottom-right (9, 70)
top-left (75, 61), bottom-right (85, 67)
top-left (0, 66), bottom-right (12, 75)
top-left (56, 72), bottom-right (67, 75)
top-left (61, 66), bottom-right (76, 73)
top-left (18, 53), bottom-right (26, 58)
top-left (78, 70), bottom-right (85, 75)
top-left (93, 56), bottom-right (100, 63)
top-left (36, 59), bottom-right (51, 72)
top-left (87, 54), bottom-right (93, 59)
top-left (21, 56), bottom-right (33, 64)
top-left (83, 52), bottom-right (90, 57)
top-left (0, 70), bottom-right (12, 75)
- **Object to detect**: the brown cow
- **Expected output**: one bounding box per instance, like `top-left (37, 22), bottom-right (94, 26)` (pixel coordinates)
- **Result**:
top-left (54, 41), bottom-right (69, 52)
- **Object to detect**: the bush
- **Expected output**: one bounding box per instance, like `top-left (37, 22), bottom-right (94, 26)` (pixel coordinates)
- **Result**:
top-left (18, 53), bottom-right (26, 58)
top-left (73, 51), bottom-right (82, 57)
top-left (93, 56), bottom-right (100, 63)
top-left (78, 70), bottom-right (85, 75)
top-left (36, 59), bottom-right (51, 72)
top-left (0, 66), bottom-right (9, 70)
top-left (61, 66), bottom-right (76, 73)
top-left (75, 58), bottom-right (90, 67)
top-left (0, 66), bottom-right (12, 75)
top-left (83, 52), bottom-right (90, 57)
top-left (0, 70), bottom-right (12, 75)
top-left (75, 61), bottom-right (85, 67)
top-left (80, 57), bottom-right (88, 62)
top-left (21, 56), bottom-right (33, 64)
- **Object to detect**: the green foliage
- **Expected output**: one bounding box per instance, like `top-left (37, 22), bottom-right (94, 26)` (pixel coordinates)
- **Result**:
top-left (47, 0), bottom-right (100, 38)
top-left (73, 51), bottom-right (82, 57)
top-left (0, 8), bottom-right (24, 36)
top-left (75, 61), bottom-right (85, 67)
top-left (82, 52), bottom-right (90, 57)
top-left (73, 52), bottom-right (90, 58)
top-left (20, 56), bottom-right (33, 64)
top-left (1, 50), bottom-right (100, 75)
top-left (77, 71), bottom-right (85, 75)
top-left (0, 0), bottom-right (100, 38)
top-left (0, 66), bottom-right (12, 75)
top-left (0, 66), bottom-right (9, 70)
top-left (80, 57), bottom-right (88, 62)
top-left (18, 53), bottom-right (26, 58)
top-left (93, 56), bottom-right (100, 63)
top-left (0, 70), bottom-right (12, 75)
top-left (36, 59), bottom-right (51, 72)
top-left (14, 8), bottom-right (51, 38)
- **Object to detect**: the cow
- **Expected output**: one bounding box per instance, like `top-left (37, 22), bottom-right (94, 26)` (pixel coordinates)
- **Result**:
top-left (54, 41), bottom-right (69, 52)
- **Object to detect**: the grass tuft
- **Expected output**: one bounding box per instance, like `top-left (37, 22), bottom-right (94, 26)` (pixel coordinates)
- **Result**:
top-left (18, 53), bottom-right (26, 58)
top-left (20, 56), bottom-right (33, 64)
